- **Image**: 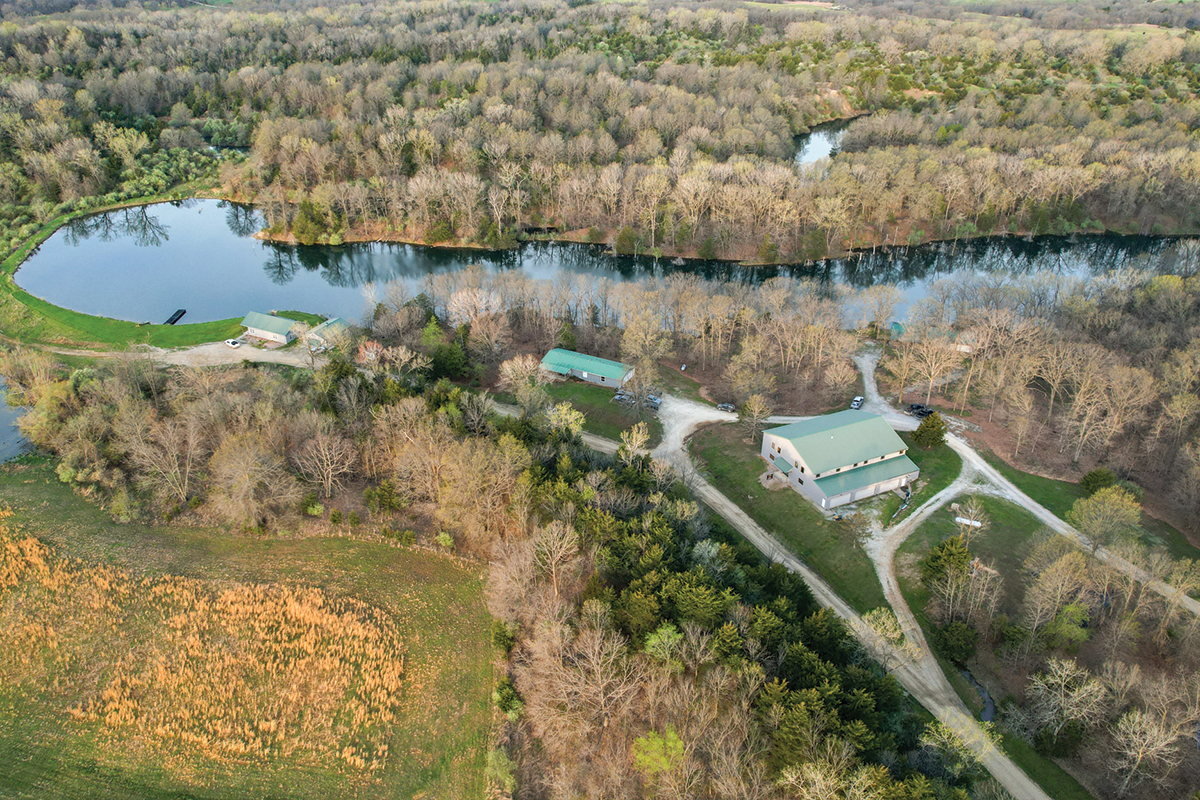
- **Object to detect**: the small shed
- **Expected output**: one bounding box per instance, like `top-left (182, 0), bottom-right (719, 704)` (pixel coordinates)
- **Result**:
top-left (306, 317), bottom-right (350, 349)
top-left (540, 348), bottom-right (634, 388)
top-left (241, 311), bottom-right (297, 344)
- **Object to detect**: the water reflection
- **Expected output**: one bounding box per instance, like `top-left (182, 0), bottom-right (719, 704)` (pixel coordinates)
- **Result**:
top-left (13, 199), bottom-right (1177, 325)
top-left (794, 119), bottom-right (851, 166)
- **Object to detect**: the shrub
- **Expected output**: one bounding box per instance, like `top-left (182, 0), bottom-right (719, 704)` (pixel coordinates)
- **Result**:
top-left (587, 227), bottom-right (605, 243)
top-left (697, 236), bottom-right (717, 259)
top-left (347, 511), bottom-right (361, 526)
top-left (330, 509), bottom-right (343, 525)
top-left (491, 619), bottom-right (518, 654)
top-left (1080, 467), bottom-right (1116, 495)
top-left (398, 529), bottom-right (416, 546)
top-left (933, 621), bottom-right (978, 664)
top-left (492, 676), bottom-right (524, 721)
top-left (425, 220), bottom-right (454, 243)
top-left (913, 411), bottom-right (947, 447)
top-left (435, 531), bottom-right (454, 549)
top-left (614, 226), bottom-right (640, 255)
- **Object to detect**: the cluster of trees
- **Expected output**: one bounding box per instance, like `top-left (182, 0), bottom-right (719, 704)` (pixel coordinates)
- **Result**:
top-left (919, 491), bottom-right (1200, 797)
top-left (879, 249), bottom-right (1200, 530)
top-left (365, 266), bottom-right (872, 413)
top-left (1, 0), bottom-right (1199, 262)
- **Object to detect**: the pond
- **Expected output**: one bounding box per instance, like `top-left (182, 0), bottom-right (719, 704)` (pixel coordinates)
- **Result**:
top-left (794, 118), bottom-right (851, 166)
top-left (13, 200), bottom-right (1173, 326)
top-left (0, 378), bottom-right (32, 462)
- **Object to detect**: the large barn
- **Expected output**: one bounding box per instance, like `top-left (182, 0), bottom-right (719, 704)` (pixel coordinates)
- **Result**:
top-left (761, 410), bottom-right (919, 510)
top-left (540, 349), bottom-right (634, 388)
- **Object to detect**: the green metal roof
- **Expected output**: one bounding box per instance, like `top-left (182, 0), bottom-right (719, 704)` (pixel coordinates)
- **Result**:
top-left (540, 349), bottom-right (632, 381)
top-left (771, 455), bottom-right (793, 474)
top-left (814, 455), bottom-right (919, 498)
top-left (766, 410), bottom-right (907, 475)
top-left (309, 317), bottom-right (349, 341)
top-left (241, 311), bottom-right (297, 337)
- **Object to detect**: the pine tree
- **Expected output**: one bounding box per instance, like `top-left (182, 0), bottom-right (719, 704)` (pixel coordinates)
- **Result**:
top-left (913, 411), bottom-right (947, 447)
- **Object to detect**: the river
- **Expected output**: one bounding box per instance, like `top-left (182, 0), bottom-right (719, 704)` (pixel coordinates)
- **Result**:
top-left (12, 199), bottom-right (1173, 326)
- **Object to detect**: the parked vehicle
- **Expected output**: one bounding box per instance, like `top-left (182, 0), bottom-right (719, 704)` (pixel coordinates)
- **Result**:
top-left (224, 339), bottom-right (242, 348)
top-left (717, 403), bottom-right (736, 413)
top-left (850, 396), bottom-right (864, 409)
top-left (906, 403), bottom-right (928, 414)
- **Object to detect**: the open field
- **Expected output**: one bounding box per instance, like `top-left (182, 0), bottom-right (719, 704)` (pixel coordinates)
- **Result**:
top-left (893, 494), bottom-right (1097, 800)
top-left (982, 453), bottom-right (1200, 561)
top-left (689, 422), bottom-right (886, 612)
top-left (0, 456), bottom-right (492, 800)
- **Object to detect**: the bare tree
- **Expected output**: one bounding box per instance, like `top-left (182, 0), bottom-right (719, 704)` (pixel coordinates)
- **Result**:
top-left (1025, 658), bottom-right (1110, 739)
top-left (739, 394), bottom-right (773, 444)
top-left (292, 428), bottom-right (357, 498)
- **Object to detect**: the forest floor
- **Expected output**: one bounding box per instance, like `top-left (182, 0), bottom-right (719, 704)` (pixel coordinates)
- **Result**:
top-left (0, 457), bottom-right (494, 800)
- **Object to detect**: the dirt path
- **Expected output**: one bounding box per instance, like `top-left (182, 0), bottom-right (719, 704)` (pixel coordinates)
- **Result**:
top-left (36, 340), bottom-right (322, 369)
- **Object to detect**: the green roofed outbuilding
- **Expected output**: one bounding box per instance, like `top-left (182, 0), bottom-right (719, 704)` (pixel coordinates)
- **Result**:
top-left (540, 348), bottom-right (634, 388)
top-left (241, 311), bottom-right (298, 344)
top-left (760, 410), bottom-right (919, 510)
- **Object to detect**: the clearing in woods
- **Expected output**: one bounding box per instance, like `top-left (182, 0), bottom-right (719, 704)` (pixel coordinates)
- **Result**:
top-left (0, 457), bottom-right (492, 800)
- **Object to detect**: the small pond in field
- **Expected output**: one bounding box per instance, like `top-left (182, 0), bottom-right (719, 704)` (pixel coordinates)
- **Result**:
top-left (13, 199), bottom-right (1174, 326)
top-left (0, 378), bottom-right (32, 462)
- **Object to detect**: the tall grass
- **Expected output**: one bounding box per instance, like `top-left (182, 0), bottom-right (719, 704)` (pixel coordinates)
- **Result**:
top-left (0, 515), bottom-right (406, 772)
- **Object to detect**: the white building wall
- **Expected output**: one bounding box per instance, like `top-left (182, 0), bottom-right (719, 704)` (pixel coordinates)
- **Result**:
top-left (245, 326), bottom-right (293, 344)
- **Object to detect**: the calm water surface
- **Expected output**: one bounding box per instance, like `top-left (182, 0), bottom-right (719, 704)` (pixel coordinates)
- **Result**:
top-left (14, 199), bottom-right (1173, 325)
top-left (0, 378), bottom-right (31, 462)
top-left (794, 119), bottom-right (851, 166)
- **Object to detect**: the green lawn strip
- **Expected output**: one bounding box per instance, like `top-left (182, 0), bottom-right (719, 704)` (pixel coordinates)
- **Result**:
top-left (544, 381), bottom-right (664, 447)
top-left (0, 188), bottom-right (253, 351)
top-left (0, 458), bottom-right (492, 800)
top-left (878, 435), bottom-right (963, 523)
top-left (690, 422), bottom-right (886, 613)
top-left (982, 453), bottom-right (1200, 561)
top-left (893, 494), bottom-right (1097, 800)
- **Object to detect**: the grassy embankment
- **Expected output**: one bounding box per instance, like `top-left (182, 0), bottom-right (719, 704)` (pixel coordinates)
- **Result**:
top-left (0, 188), bottom-right (244, 350)
top-left (0, 456), bottom-right (493, 800)
top-left (894, 494), bottom-right (1096, 800)
top-left (689, 421), bottom-right (887, 613)
top-left (982, 453), bottom-right (1200, 562)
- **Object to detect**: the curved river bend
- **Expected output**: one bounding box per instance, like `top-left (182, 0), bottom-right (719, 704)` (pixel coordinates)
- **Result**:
top-left (14, 199), bottom-right (1173, 326)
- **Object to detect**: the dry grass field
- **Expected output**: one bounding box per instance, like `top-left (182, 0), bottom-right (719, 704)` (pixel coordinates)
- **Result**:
top-left (0, 457), bottom-right (493, 800)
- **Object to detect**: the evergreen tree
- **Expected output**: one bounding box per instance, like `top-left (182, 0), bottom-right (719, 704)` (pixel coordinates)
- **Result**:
top-left (913, 411), bottom-right (947, 447)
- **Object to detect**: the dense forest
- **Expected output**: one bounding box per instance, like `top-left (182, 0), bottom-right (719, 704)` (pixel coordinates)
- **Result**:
top-left (1, 0), bottom-right (1199, 261)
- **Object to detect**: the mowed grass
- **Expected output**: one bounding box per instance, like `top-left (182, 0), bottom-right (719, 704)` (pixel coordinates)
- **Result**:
top-left (545, 380), bottom-right (664, 447)
top-left (690, 422), bottom-right (886, 613)
top-left (982, 453), bottom-right (1200, 561)
top-left (0, 457), bottom-right (493, 800)
top-left (893, 494), bottom-right (1097, 800)
top-left (878, 434), bottom-right (962, 523)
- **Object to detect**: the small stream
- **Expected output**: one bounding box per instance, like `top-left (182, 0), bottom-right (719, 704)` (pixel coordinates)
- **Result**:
top-left (961, 669), bottom-right (996, 722)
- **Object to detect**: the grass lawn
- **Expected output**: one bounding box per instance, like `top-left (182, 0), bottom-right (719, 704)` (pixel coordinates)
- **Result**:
top-left (983, 453), bottom-right (1200, 561)
top-left (878, 434), bottom-right (962, 524)
top-left (652, 362), bottom-right (710, 404)
top-left (893, 493), bottom-right (1097, 800)
top-left (690, 422), bottom-right (886, 613)
top-left (276, 309), bottom-right (328, 327)
top-left (0, 457), bottom-right (493, 800)
top-left (544, 380), bottom-right (664, 447)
